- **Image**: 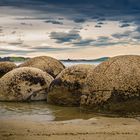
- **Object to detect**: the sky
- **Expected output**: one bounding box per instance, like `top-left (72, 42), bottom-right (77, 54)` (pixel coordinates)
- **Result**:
top-left (0, 0), bottom-right (140, 59)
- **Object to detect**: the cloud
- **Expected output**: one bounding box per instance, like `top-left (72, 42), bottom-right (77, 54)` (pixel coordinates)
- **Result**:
top-left (97, 18), bottom-right (106, 21)
top-left (73, 18), bottom-right (86, 23)
top-left (0, 44), bottom-right (36, 56)
top-left (49, 30), bottom-right (81, 43)
top-left (135, 26), bottom-right (140, 32)
top-left (120, 23), bottom-right (130, 28)
top-left (20, 22), bottom-right (32, 26)
top-left (91, 36), bottom-right (127, 47)
top-left (8, 42), bottom-right (23, 46)
top-left (1, 0), bottom-right (140, 26)
top-left (111, 29), bottom-right (140, 43)
top-left (97, 22), bottom-right (104, 25)
top-left (72, 39), bottom-right (95, 46)
top-left (56, 35), bottom-right (126, 48)
top-left (1, 50), bottom-right (35, 55)
top-left (16, 17), bottom-right (52, 20)
top-left (2, 0), bottom-right (140, 9)
top-left (133, 36), bottom-right (140, 40)
top-left (112, 31), bottom-right (132, 39)
top-left (95, 25), bottom-right (102, 28)
top-left (0, 29), bottom-right (3, 33)
top-left (92, 41), bottom-right (125, 47)
top-left (31, 46), bottom-right (74, 51)
top-left (97, 36), bottom-right (111, 42)
top-left (49, 30), bottom-right (95, 47)
top-left (44, 20), bottom-right (63, 25)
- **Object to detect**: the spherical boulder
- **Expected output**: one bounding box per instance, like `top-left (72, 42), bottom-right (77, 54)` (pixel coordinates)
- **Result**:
top-left (0, 67), bottom-right (54, 101)
top-left (80, 55), bottom-right (140, 113)
top-left (0, 61), bottom-right (17, 78)
top-left (47, 64), bottom-right (95, 106)
top-left (19, 56), bottom-right (65, 78)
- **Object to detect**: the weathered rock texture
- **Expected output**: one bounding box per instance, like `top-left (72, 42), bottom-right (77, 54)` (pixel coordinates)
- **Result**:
top-left (0, 67), bottom-right (54, 101)
top-left (48, 64), bottom-right (95, 106)
top-left (19, 56), bottom-right (65, 78)
top-left (0, 62), bottom-right (17, 78)
top-left (80, 55), bottom-right (140, 113)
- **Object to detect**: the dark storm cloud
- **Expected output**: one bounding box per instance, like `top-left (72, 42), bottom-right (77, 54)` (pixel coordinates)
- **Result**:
top-left (1, 0), bottom-right (140, 8)
top-left (1, 0), bottom-right (140, 16)
top-left (1, 0), bottom-right (140, 30)
top-left (49, 30), bottom-right (81, 43)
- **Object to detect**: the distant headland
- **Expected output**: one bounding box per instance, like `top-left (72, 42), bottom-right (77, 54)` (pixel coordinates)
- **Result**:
top-left (0, 56), bottom-right (109, 62)
top-left (0, 57), bottom-right (30, 62)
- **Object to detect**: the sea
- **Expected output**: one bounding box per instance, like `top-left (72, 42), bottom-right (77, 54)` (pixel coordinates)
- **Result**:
top-left (16, 60), bottom-right (101, 66)
top-left (0, 60), bottom-right (103, 122)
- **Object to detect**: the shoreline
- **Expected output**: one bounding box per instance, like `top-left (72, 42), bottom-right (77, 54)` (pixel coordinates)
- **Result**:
top-left (0, 116), bottom-right (140, 140)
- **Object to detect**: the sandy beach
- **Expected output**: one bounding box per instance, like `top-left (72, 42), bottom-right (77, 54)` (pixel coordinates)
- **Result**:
top-left (0, 117), bottom-right (140, 140)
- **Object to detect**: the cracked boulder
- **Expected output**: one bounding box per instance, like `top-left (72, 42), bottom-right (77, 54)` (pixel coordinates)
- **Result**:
top-left (0, 62), bottom-right (17, 78)
top-left (80, 55), bottom-right (140, 113)
top-left (0, 67), bottom-right (54, 101)
top-left (19, 56), bottom-right (65, 78)
top-left (47, 64), bottom-right (95, 106)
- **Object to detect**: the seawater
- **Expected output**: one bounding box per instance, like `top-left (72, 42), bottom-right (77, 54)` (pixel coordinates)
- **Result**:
top-left (16, 61), bottom-right (101, 66)
top-left (0, 61), bottom-right (102, 122)
top-left (0, 102), bottom-right (100, 122)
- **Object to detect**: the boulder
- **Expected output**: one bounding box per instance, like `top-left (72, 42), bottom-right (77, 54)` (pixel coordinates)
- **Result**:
top-left (80, 55), bottom-right (140, 113)
top-left (48, 64), bottom-right (95, 106)
top-left (0, 67), bottom-right (54, 101)
top-left (0, 62), bottom-right (16, 78)
top-left (19, 56), bottom-right (65, 78)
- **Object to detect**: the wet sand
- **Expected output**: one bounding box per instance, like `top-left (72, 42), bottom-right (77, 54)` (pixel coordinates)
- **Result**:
top-left (0, 117), bottom-right (140, 140)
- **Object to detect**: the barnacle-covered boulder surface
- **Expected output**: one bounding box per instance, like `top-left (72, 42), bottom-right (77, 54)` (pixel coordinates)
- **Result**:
top-left (80, 55), bottom-right (140, 113)
top-left (0, 61), bottom-right (17, 78)
top-left (0, 67), bottom-right (54, 101)
top-left (19, 56), bottom-right (65, 78)
top-left (48, 64), bottom-right (95, 106)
